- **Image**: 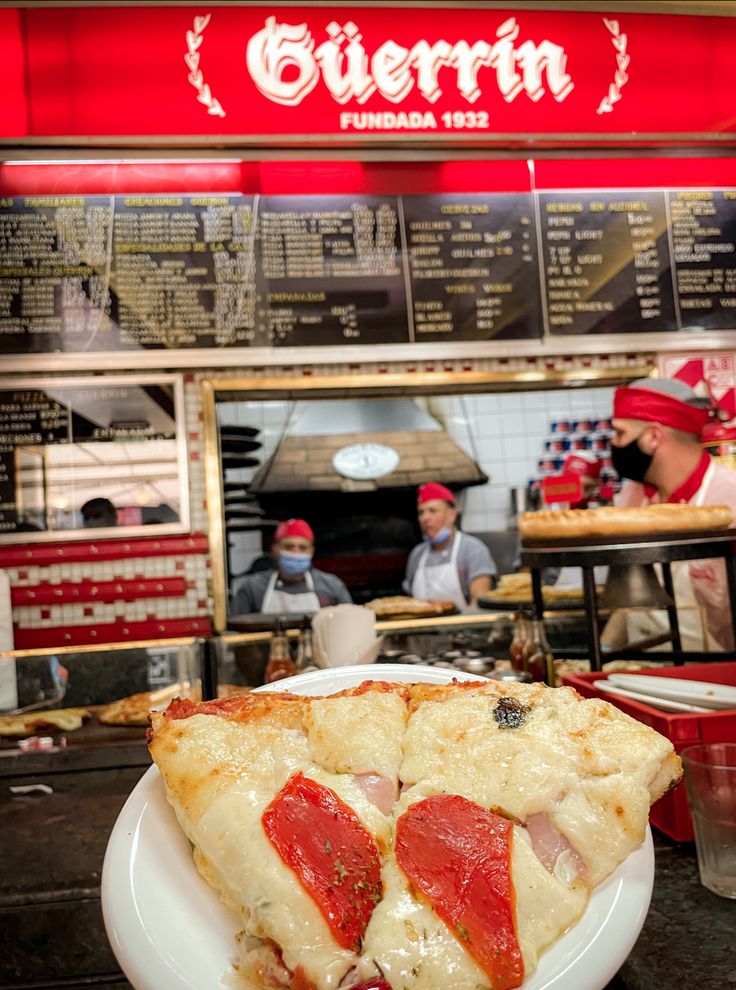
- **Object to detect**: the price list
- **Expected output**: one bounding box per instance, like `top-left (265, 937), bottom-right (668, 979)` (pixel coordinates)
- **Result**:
top-left (403, 193), bottom-right (541, 341)
top-left (538, 191), bottom-right (677, 335)
top-left (110, 195), bottom-right (257, 349)
top-left (255, 195), bottom-right (409, 346)
top-left (0, 195), bottom-right (114, 353)
top-left (0, 390), bottom-right (71, 533)
top-left (669, 189), bottom-right (736, 330)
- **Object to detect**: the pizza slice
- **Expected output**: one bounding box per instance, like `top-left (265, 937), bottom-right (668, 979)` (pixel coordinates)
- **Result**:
top-left (354, 680), bottom-right (678, 988)
top-left (148, 683), bottom-right (408, 989)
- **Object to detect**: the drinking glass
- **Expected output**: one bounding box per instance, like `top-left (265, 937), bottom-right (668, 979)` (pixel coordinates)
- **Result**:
top-left (681, 742), bottom-right (736, 899)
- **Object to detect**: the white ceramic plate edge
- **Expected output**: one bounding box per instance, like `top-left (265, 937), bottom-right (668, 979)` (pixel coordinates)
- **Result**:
top-left (102, 664), bottom-right (655, 990)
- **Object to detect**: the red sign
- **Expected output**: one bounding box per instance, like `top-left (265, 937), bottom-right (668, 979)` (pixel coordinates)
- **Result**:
top-left (10, 6), bottom-right (736, 143)
top-left (542, 473), bottom-right (583, 505)
top-left (0, 9), bottom-right (27, 137)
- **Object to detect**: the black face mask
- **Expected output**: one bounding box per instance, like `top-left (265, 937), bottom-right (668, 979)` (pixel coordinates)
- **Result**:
top-left (610, 436), bottom-right (654, 483)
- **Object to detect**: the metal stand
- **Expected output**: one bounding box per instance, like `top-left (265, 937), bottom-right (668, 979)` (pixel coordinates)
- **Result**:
top-left (522, 529), bottom-right (736, 670)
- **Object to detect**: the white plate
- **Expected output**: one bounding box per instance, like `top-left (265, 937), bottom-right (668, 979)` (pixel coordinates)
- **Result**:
top-left (607, 673), bottom-right (736, 709)
top-left (596, 679), bottom-right (712, 713)
top-left (102, 664), bottom-right (655, 990)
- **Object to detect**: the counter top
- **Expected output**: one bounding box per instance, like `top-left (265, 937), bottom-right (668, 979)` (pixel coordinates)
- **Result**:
top-left (605, 832), bottom-right (734, 990)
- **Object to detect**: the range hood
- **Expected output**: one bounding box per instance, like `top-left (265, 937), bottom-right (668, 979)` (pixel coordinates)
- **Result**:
top-left (248, 399), bottom-right (488, 495)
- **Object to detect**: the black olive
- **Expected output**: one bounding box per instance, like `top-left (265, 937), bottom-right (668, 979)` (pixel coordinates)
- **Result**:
top-left (493, 696), bottom-right (530, 729)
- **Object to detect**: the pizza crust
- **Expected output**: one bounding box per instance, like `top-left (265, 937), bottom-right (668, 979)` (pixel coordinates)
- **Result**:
top-left (519, 503), bottom-right (734, 541)
top-left (99, 682), bottom-right (250, 727)
top-left (482, 572), bottom-right (597, 604)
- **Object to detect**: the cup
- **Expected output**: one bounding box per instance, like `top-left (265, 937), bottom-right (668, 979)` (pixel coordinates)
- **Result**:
top-left (681, 742), bottom-right (736, 899)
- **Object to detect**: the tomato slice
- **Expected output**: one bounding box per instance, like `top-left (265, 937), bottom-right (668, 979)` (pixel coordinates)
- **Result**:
top-left (350, 980), bottom-right (392, 990)
top-left (262, 773), bottom-right (382, 952)
top-left (395, 794), bottom-right (523, 990)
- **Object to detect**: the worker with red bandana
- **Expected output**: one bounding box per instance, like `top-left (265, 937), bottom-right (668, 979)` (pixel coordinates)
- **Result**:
top-left (607, 377), bottom-right (736, 651)
top-left (231, 518), bottom-right (352, 615)
top-left (404, 482), bottom-right (497, 610)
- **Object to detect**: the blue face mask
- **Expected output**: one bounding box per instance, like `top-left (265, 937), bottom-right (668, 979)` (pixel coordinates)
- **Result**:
top-left (279, 551), bottom-right (312, 577)
top-left (423, 526), bottom-right (452, 546)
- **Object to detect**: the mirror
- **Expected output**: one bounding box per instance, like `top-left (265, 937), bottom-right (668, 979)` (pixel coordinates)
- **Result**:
top-left (0, 374), bottom-right (189, 541)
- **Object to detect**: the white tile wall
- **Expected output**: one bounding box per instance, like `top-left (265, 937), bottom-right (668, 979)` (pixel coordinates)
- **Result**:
top-left (449, 385), bottom-right (616, 532)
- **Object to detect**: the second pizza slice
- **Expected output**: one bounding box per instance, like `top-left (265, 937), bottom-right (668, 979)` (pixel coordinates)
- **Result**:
top-left (149, 683), bottom-right (408, 990)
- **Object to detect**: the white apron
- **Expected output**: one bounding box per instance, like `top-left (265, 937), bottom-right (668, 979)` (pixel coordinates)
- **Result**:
top-left (261, 569), bottom-right (321, 614)
top-left (411, 532), bottom-right (468, 611)
top-left (624, 461), bottom-right (721, 651)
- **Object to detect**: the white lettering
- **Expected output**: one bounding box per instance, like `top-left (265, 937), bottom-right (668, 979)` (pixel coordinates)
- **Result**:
top-left (314, 21), bottom-right (375, 104)
top-left (246, 17), bottom-right (319, 106)
top-left (246, 17), bottom-right (576, 108)
top-left (489, 17), bottom-right (522, 102)
top-left (372, 40), bottom-right (414, 102)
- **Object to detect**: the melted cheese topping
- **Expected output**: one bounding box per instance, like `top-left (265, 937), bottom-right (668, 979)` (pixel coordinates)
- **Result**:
top-left (306, 692), bottom-right (407, 782)
top-left (356, 786), bottom-right (586, 988)
top-left (151, 694), bottom-right (407, 990)
top-left (401, 684), bottom-right (674, 886)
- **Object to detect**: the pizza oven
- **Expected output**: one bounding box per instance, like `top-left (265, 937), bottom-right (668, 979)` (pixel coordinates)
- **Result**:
top-left (240, 399), bottom-right (488, 602)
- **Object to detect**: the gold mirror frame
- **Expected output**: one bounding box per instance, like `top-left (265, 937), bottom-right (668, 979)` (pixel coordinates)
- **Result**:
top-left (202, 362), bottom-right (656, 631)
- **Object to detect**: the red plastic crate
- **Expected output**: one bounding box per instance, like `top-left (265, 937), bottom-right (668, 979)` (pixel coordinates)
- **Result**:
top-left (561, 662), bottom-right (736, 842)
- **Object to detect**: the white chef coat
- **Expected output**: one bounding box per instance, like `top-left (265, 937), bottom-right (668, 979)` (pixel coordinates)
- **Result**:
top-left (616, 459), bottom-right (736, 651)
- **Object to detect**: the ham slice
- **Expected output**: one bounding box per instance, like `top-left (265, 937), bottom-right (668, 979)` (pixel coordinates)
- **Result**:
top-left (524, 812), bottom-right (587, 884)
top-left (352, 772), bottom-right (397, 816)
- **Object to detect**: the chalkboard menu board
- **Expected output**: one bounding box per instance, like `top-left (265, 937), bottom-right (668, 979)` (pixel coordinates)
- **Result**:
top-left (537, 191), bottom-right (678, 335)
top-left (0, 377), bottom-right (187, 539)
top-left (111, 195), bottom-right (256, 349)
top-left (2, 188), bottom-right (736, 354)
top-left (669, 190), bottom-right (736, 331)
top-left (403, 193), bottom-right (540, 341)
top-left (0, 195), bottom-right (114, 354)
top-left (254, 195), bottom-right (408, 346)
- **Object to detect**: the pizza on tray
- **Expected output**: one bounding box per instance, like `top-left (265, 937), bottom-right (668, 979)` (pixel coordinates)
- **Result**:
top-left (99, 682), bottom-right (250, 726)
top-left (0, 706), bottom-right (91, 738)
top-left (148, 679), bottom-right (681, 990)
top-left (518, 502), bottom-right (734, 542)
top-left (364, 595), bottom-right (457, 619)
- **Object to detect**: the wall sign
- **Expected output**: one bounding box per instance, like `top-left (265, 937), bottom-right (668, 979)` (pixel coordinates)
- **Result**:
top-left (6, 5), bottom-right (736, 144)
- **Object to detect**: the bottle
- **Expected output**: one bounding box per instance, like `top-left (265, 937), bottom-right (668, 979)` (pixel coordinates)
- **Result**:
top-left (294, 622), bottom-right (317, 673)
top-left (525, 616), bottom-right (557, 687)
top-left (509, 611), bottom-right (532, 674)
top-left (265, 619), bottom-right (296, 683)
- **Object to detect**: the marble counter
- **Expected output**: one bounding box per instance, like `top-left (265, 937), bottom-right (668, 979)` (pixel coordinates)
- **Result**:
top-left (606, 832), bottom-right (735, 990)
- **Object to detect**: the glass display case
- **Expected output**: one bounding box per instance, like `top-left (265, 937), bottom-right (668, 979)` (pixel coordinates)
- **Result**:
top-left (0, 637), bottom-right (203, 757)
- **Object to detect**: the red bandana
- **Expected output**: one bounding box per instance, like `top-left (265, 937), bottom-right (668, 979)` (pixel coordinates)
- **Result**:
top-left (418, 482), bottom-right (456, 506)
top-left (274, 518), bottom-right (314, 541)
top-left (613, 387), bottom-right (710, 436)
